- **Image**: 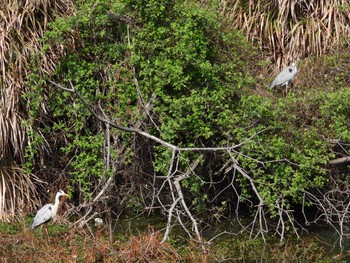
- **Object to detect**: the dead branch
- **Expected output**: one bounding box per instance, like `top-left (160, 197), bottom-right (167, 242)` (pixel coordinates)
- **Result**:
top-left (48, 79), bottom-right (275, 245)
top-left (172, 156), bottom-right (203, 243)
top-left (225, 152), bottom-right (268, 241)
top-left (50, 77), bottom-right (270, 153)
top-left (303, 177), bottom-right (350, 251)
top-left (49, 81), bottom-right (270, 176)
top-left (275, 197), bottom-right (301, 243)
top-left (329, 156), bottom-right (350, 165)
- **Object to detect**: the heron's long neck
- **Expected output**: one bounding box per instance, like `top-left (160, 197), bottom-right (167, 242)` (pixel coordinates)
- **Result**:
top-left (53, 193), bottom-right (61, 210)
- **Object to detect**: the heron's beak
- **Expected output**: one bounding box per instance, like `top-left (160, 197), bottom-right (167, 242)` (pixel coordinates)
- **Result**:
top-left (61, 192), bottom-right (68, 199)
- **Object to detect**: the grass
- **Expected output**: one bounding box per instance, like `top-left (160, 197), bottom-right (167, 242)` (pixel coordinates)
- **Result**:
top-left (0, 219), bottom-right (347, 262)
top-left (0, 221), bottom-right (181, 262)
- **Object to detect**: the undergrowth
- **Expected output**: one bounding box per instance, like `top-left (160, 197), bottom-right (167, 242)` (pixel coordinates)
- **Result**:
top-left (0, 220), bottom-right (345, 262)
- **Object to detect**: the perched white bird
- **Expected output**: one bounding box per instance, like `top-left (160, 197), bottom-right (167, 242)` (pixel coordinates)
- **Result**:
top-left (30, 190), bottom-right (67, 230)
top-left (270, 62), bottom-right (298, 89)
top-left (94, 217), bottom-right (103, 227)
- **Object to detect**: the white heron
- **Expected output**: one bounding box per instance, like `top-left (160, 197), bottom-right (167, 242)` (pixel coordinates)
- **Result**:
top-left (269, 62), bottom-right (298, 90)
top-left (30, 190), bottom-right (67, 230)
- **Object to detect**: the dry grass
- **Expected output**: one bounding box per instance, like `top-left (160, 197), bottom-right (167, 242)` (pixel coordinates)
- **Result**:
top-left (0, 227), bottom-right (116, 262)
top-left (118, 226), bottom-right (182, 262)
top-left (219, 0), bottom-right (350, 67)
top-left (0, 0), bottom-right (73, 159)
top-left (0, 220), bottom-right (341, 262)
top-left (0, 224), bottom-right (184, 263)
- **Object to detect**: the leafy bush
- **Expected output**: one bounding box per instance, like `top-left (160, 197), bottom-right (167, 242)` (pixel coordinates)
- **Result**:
top-left (24, 0), bottom-right (350, 230)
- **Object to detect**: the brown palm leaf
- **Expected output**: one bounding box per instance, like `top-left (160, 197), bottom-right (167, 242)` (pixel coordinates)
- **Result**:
top-left (0, 165), bottom-right (43, 221)
top-left (220, 0), bottom-right (350, 68)
top-left (0, 0), bottom-right (74, 221)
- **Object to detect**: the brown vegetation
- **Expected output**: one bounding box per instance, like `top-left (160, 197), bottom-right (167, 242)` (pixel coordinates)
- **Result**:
top-left (220, 0), bottom-right (350, 67)
top-left (0, 220), bottom-right (340, 262)
top-left (119, 226), bottom-right (182, 262)
top-left (0, 223), bottom-right (198, 262)
top-left (0, 0), bottom-right (74, 220)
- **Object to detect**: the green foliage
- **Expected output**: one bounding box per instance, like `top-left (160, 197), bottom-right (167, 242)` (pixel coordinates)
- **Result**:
top-left (131, 1), bottom-right (255, 176)
top-left (231, 93), bottom-right (330, 211)
top-left (24, 0), bottom-right (350, 224)
top-left (134, 2), bottom-right (257, 213)
top-left (0, 222), bottom-right (19, 235)
top-left (25, 0), bottom-right (129, 198)
top-left (62, 134), bottom-right (106, 199)
top-left (320, 88), bottom-right (350, 141)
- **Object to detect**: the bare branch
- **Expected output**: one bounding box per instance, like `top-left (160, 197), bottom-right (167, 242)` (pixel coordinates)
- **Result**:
top-left (303, 177), bottom-right (350, 250)
top-left (48, 80), bottom-right (268, 153)
top-left (47, 79), bottom-right (277, 247)
top-left (329, 156), bottom-right (350, 165)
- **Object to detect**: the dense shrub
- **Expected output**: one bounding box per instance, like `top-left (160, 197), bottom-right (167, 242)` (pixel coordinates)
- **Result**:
top-left (24, 0), bottom-right (350, 233)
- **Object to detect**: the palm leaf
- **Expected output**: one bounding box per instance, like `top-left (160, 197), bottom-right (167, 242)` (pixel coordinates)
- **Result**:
top-left (0, 0), bottom-right (74, 221)
top-left (220, 0), bottom-right (350, 67)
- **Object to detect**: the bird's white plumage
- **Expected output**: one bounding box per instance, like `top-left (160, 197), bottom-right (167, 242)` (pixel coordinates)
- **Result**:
top-left (30, 190), bottom-right (67, 230)
top-left (270, 63), bottom-right (297, 89)
top-left (94, 217), bottom-right (103, 227)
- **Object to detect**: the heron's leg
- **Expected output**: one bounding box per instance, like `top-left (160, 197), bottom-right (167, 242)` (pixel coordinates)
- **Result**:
top-left (45, 225), bottom-right (50, 241)
top-left (38, 224), bottom-right (44, 238)
top-left (282, 84), bottom-right (287, 97)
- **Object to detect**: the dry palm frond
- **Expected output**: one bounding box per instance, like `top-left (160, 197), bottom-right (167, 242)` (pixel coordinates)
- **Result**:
top-left (0, 0), bottom-right (74, 221)
top-left (219, 0), bottom-right (350, 68)
top-left (0, 165), bottom-right (43, 221)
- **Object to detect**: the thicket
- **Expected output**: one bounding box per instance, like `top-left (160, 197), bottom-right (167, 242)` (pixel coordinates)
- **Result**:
top-left (0, 0), bottom-right (349, 245)
top-left (0, 0), bottom-right (76, 221)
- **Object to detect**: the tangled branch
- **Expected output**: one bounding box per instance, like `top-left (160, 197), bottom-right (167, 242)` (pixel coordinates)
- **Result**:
top-left (48, 79), bottom-right (278, 244)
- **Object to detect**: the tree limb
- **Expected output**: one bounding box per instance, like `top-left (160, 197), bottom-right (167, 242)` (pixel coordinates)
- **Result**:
top-left (48, 79), bottom-right (268, 153)
top-left (48, 79), bottom-right (269, 246)
top-left (329, 156), bottom-right (350, 165)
